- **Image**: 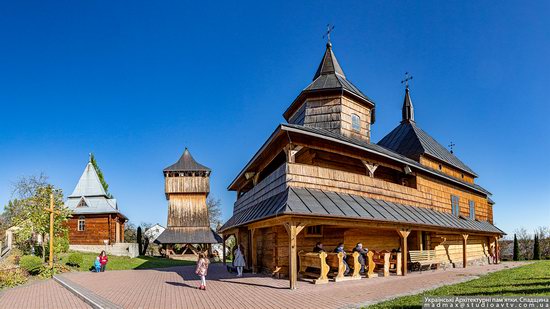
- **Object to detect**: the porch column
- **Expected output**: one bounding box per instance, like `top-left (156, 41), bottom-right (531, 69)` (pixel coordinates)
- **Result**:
top-left (284, 221), bottom-right (306, 290)
top-left (462, 234), bottom-right (469, 268)
top-left (250, 228), bottom-right (257, 273)
top-left (115, 219), bottom-right (121, 243)
top-left (222, 234), bottom-right (227, 266)
top-left (495, 236), bottom-right (500, 264)
top-left (397, 228), bottom-right (411, 276)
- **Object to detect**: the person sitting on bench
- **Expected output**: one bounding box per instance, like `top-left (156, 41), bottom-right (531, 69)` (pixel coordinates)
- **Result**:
top-left (313, 242), bottom-right (325, 253)
top-left (333, 243), bottom-right (350, 275)
top-left (352, 243), bottom-right (369, 274)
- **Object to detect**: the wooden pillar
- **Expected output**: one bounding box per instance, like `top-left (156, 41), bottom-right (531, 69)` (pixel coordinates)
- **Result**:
top-left (397, 228), bottom-right (411, 276)
top-left (115, 220), bottom-right (121, 243)
top-left (250, 228), bottom-right (257, 273)
top-left (222, 234), bottom-right (227, 266)
top-left (494, 236), bottom-right (500, 264)
top-left (462, 234), bottom-right (469, 268)
top-left (284, 221), bottom-right (305, 290)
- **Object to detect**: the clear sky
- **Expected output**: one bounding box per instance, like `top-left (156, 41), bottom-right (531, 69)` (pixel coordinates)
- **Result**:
top-left (1, 1), bottom-right (548, 237)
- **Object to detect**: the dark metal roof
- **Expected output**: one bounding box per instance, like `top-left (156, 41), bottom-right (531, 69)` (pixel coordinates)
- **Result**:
top-left (155, 227), bottom-right (222, 244)
top-left (221, 187), bottom-right (504, 235)
top-left (305, 43), bottom-right (373, 104)
top-left (377, 121), bottom-right (477, 177)
top-left (164, 148), bottom-right (211, 172)
top-left (281, 123), bottom-right (489, 195)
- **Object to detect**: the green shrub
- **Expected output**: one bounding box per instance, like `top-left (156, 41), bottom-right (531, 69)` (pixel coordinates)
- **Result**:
top-left (66, 253), bottom-right (83, 267)
top-left (0, 268), bottom-right (28, 288)
top-left (19, 255), bottom-right (43, 275)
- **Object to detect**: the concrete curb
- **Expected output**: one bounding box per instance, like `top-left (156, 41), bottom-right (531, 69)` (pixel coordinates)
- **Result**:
top-left (53, 275), bottom-right (122, 309)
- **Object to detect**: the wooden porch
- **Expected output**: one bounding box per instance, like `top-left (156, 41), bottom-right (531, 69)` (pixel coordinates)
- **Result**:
top-left (221, 215), bottom-right (501, 289)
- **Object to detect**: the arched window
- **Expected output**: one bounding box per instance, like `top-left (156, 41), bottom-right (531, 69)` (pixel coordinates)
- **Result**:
top-left (351, 114), bottom-right (361, 132)
top-left (78, 216), bottom-right (85, 231)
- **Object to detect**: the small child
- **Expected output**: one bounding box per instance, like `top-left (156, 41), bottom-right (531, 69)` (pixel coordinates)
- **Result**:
top-left (195, 252), bottom-right (210, 290)
top-left (94, 256), bottom-right (101, 273)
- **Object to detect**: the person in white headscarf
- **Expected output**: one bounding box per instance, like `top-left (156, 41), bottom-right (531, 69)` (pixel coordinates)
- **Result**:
top-left (233, 244), bottom-right (246, 277)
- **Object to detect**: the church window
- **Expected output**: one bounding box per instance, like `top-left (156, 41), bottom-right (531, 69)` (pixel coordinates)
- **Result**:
top-left (78, 216), bottom-right (86, 231)
top-left (438, 164), bottom-right (442, 170)
top-left (451, 195), bottom-right (459, 216)
top-left (351, 114), bottom-right (361, 132)
top-left (469, 200), bottom-right (475, 219)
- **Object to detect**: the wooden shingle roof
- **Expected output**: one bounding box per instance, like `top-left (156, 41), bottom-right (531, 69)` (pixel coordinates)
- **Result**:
top-left (164, 148), bottom-right (211, 172)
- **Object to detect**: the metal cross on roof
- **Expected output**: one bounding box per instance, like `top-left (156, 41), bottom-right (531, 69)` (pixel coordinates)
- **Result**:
top-left (401, 72), bottom-right (413, 88)
top-left (448, 142), bottom-right (456, 154)
top-left (323, 24), bottom-right (335, 43)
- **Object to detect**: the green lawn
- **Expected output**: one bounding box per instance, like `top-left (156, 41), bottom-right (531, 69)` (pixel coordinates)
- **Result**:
top-left (369, 261), bottom-right (550, 309)
top-left (58, 252), bottom-right (195, 271)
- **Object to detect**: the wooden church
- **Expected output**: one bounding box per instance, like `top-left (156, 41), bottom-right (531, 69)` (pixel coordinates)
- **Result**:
top-left (220, 39), bottom-right (504, 289)
top-left (66, 159), bottom-right (127, 245)
top-left (155, 148), bottom-right (222, 257)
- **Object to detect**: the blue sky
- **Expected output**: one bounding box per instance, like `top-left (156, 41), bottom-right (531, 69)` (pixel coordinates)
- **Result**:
top-left (0, 1), bottom-right (548, 236)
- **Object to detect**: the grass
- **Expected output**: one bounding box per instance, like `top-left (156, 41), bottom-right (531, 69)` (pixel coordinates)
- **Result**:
top-left (58, 252), bottom-right (195, 271)
top-left (369, 261), bottom-right (550, 308)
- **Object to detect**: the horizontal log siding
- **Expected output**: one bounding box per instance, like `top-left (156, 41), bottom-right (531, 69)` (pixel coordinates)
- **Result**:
top-left (433, 235), bottom-right (489, 265)
top-left (303, 96), bottom-right (342, 133)
top-left (420, 156), bottom-right (475, 184)
top-left (68, 214), bottom-right (122, 245)
top-left (165, 176), bottom-right (209, 194)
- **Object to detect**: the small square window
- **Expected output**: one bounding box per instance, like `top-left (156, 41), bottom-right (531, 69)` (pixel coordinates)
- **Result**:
top-left (351, 114), bottom-right (361, 132)
top-left (305, 225), bottom-right (322, 237)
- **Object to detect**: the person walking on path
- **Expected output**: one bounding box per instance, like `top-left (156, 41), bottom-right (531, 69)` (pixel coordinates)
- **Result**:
top-left (99, 251), bottom-right (108, 272)
top-left (195, 251), bottom-right (210, 290)
top-left (233, 245), bottom-right (246, 277)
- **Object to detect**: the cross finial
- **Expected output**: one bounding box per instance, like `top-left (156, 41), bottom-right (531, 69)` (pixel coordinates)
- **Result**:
top-left (401, 72), bottom-right (413, 89)
top-left (323, 24), bottom-right (335, 44)
top-left (448, 142), bottom-right (456, 154)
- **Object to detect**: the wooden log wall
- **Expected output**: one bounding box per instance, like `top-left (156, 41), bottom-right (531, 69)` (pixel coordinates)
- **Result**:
top-left (433, 234), bottom-right (489, 264)
top-left (420, 156), bottom-right (475, 184)
top-left (67, 214), bottom-right (123, 245)
top-left (167, 194), bottom-right (209, 227)
top-left (165, 176), bottom-right (210, 194)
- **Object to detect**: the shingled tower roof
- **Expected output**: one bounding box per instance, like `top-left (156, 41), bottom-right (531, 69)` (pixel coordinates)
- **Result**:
top-left (163, 148), bottom-right (211, 172)
top-left (378, 88), bottom-right (477, 176)
top-left (283, 42), bottom-right (375, 121)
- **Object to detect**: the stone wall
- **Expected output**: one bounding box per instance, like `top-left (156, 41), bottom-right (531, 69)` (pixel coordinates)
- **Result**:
top-left (69, 243), bottom-right (139, 258)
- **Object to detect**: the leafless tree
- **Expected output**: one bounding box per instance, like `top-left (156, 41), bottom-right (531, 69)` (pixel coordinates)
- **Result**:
top-left (515, 227), bottom-right (532, 260)
top-left (206, 197), bottom-right (222, 229)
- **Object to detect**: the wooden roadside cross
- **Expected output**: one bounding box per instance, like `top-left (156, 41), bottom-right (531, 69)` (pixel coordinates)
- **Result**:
top-left (44, 193), bottom-right (61, 269)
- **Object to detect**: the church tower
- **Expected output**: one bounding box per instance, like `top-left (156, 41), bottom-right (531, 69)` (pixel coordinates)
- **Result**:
top-left (155, 148), bottom-right (221, 254)
top-left (283, 41), bottom-right (376, 142)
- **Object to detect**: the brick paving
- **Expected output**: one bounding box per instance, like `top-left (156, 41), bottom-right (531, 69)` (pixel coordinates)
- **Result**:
top-left (0, 262), bottom-right (526, 309)
top-left (0, 279), bottom-right (91, 309)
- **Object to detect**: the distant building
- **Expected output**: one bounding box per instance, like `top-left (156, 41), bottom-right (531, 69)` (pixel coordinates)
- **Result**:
top-left (66, 160), bottom-right (127, 245)
top-left (144, 224), bottom-right (165, 243)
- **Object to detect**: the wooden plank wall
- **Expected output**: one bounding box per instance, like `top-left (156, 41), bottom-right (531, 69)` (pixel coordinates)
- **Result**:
top-left (287, 163), bottom-right (490, 221)
top-left (288, 103), bottom-right (306, 125)
top-left (233, 164), bottom-right (287, 213)
top-left (303, 96), bottom-right (342, 132)
top-left (167, 194), bottom-right (209, 227)
top-left (340, 96), bottom-right (371, 143)
top-left (420, 156), bottom-right (474, 184)
top-left (165, 176), bottom-right (210, 194)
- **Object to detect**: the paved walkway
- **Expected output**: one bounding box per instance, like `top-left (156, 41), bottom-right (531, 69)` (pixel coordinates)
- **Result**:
top-left (0, 262), bottom-right (526, 309)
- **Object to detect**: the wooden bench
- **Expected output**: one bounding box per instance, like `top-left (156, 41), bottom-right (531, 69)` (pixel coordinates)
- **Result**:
top-left (298, 251), bottom-right (329, 284)
top-left (345, 252), bottom-right (362, 279)
top-left (409, 250), bottom-right (439, 272)
top-left (326, 252), bottom-right (361, 282)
